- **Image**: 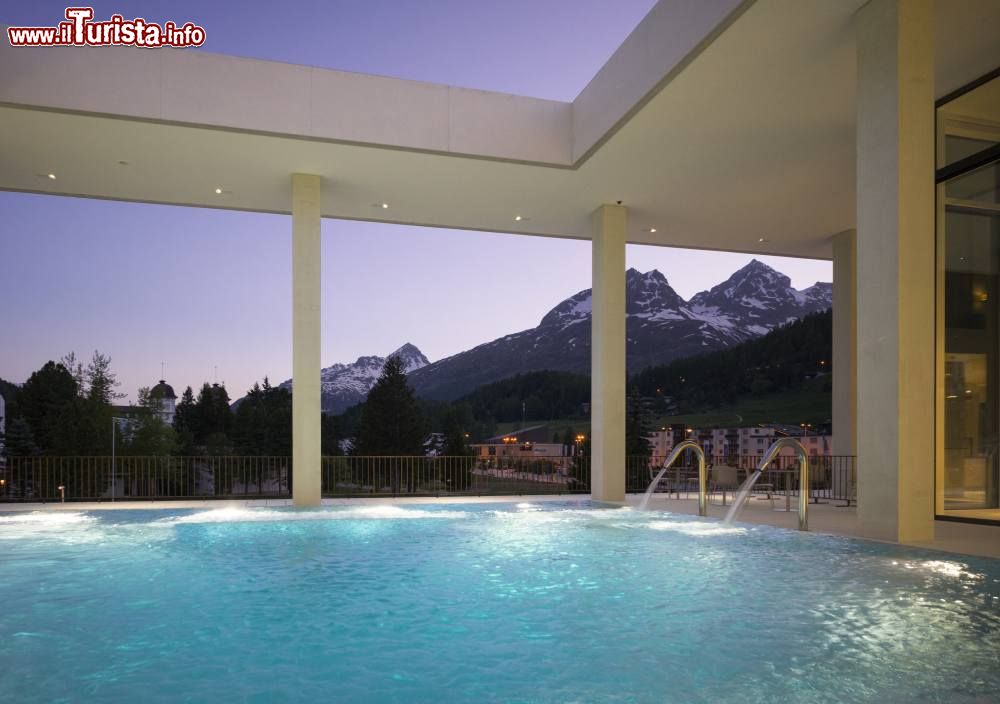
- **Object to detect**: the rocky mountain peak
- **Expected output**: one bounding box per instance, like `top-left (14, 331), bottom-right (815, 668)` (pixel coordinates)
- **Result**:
top-left (626, 268), bottom-right (686, 319)
top-left (409, 263), bottom-right (832, 399)
top-left (273, 343), bottom-right (430, 413)
top-left (268, 263), bottom-right (832, 406)
top-left (388, 343), bottom-right (430, 371)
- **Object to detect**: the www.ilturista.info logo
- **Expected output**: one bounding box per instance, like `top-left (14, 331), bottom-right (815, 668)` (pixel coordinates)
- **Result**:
top-left (7, 7), bottom-right (206, 48)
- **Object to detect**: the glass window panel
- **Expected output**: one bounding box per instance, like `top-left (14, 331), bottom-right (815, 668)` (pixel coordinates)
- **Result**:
top-left (945, 160), bottom-right (1000, 206)
top-left (937, 75), bottom-right (1000, 170)
top-left (942, 163), bottom-right (1000, 513)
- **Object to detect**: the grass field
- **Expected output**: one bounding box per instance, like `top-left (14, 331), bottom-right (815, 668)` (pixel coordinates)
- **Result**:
top-left (654, 384), bottom-right (831, 429)
top-left (493, 418), bottom-right (590, 441)
top-left (494, 383), bottom-right (830, 437)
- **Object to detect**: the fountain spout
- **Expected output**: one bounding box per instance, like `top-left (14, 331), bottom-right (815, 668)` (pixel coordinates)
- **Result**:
top-left (718, 438), bottom-right (810, 531)
top-left (639, 440), bottom-right (707, 515)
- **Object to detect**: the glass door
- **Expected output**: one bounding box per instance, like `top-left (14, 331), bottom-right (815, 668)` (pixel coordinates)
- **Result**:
top-left (937, 72), bottom-right (1000, 520)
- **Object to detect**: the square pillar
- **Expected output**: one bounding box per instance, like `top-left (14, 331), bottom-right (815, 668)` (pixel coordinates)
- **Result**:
top-left (292, 173), bottom-right (322, 507)
top-left (832, 229), bottom-right (856, 459)
top-left (591, 204), bottom-right (627, 503)
top-left (855, 0), bottom-right (935, 543)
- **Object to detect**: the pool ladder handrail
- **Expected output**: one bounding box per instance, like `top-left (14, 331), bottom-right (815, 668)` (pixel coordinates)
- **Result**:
top-left (752, 438), bottom-right (810, 531)
top-left (659, 440), bottom-right (708, 516)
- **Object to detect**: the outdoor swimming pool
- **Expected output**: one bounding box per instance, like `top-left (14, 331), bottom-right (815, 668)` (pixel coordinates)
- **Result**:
top-left (1, 501), bottom-right (998, 703)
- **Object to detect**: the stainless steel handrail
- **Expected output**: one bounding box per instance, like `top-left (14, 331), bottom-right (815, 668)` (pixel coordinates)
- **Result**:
top-left (756, 438), bottom-right (810, 531)
top-left (639, 440), bottom-right (707, 515)
top-left (706, 439), bottom-right (810, 530)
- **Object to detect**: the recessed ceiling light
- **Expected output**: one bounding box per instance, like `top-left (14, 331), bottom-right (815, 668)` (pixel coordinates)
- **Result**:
top-left (381, 202), bottom-right (389, 209)
top-left (649, 228), bottom-right (657, 233)
top-left (214, 188), bottom-right (223, 194)
top-left (47, 173), bottom-right (56, 180)
top-left (758, 237), bottom-right (768, 243)
top-left (514, 215), bottom-right (523, 221)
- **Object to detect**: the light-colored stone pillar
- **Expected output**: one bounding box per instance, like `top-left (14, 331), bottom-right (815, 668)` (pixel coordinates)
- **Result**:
top-left (832, 229), bottom-right (856, 460)
top-left (855, 0), bottom-right (935, 543)
top-left (292, 173), bottom-right (322, 507)
top-left (591, 204), bottom-right (627, 504)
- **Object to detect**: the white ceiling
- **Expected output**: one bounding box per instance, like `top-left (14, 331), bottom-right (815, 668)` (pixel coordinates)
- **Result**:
top-left (1, 0), bottom-right (998, 260)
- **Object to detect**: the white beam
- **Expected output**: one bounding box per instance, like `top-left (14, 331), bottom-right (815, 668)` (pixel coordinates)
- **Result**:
top-left (292, 173), bottom-right (322, 507)
top-left (855, 0), bottom-right (935, 543)
top-left (591, 204), bottom-right (627, 503)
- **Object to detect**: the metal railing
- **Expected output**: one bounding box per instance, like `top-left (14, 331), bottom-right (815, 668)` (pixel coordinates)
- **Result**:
top-left (322, 455), bottom-right (590, 497)
top-left (0, 453), bottom-right (855, 504)
top-left (627, 454), bottom-right (857, 506)
top-left (0, 455), bottom-right (591, 502)
top-left (0, 456), bottom-right (290, 502)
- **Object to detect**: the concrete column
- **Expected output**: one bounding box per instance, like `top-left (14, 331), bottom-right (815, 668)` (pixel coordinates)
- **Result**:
top-left (292, 173), bottom-right (322, 507)
top-left (591, 204), bottom-right (627, 504)
top-left (855, 0), bottom-right (935, 543)
top-left (832, 229), bottom-right (856, 459)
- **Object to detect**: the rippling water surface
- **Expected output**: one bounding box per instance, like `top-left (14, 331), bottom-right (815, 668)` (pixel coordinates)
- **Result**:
top-left (1, 502), bottom-right (998, 703)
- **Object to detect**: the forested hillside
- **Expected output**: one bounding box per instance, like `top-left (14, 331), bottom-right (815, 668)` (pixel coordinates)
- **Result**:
top-left (632, 310), bottom-right (832, 414)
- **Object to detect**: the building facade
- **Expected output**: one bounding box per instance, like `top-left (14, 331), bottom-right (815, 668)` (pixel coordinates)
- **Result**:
top-left (149, 380), bottom-right (177, 426)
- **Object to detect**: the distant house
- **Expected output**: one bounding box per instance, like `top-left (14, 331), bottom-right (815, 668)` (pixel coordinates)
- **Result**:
top-left (111, 378), bottom-right (178, 434)
top-left (646, 424), bottom-right (833, 464)
top-left (471, 425), bottom-right (574, 467)
top-left (149, 380), bottom-right (177, 426)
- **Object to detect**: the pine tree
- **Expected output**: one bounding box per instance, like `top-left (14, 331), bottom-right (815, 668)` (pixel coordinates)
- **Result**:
top-left (353, 356), bottom-right (425, 456)
top-left (1, 417), bottom-right (38, 457)
top-left (18, 360), bottom-right (78, 454)
top-left (84, 351), bottom-right (124, 404)
top-left (441, 409), bottom-right (472, 457)
top-left (173, 386), bottom-right (197, 454)
top-left (192, 383), bottom-right (233, 453)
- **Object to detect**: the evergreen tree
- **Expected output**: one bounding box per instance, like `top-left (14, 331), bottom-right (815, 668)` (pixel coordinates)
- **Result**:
top-left (441, 408), bottom-right (472, 456)
top-left (59, 352), bottom-right (85, 390)
top-left (353, 356), bottom-right (425, 456)
top-left (1, 417), bottom-right (38, 457)
top-left (18, 361), bottom-right (78, 454)
top-left (84, 351), bottom-right (123, 404)
top-left (626, 386), bottom-right (652, 458)
top-left (231, 378), bottom-right (292, 456)
top-left (173, 386), bottom-right (197, 454)
top-left (321, 412), bottom-right (343, 456)
top-left (191, 383), bottom-right (233, 453)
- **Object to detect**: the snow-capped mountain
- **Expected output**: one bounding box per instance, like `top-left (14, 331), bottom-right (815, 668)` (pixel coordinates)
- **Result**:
top-left (407, 261), bottom-right (831, 400)
top-left (279, 343), bottom-right (429, 413)
top-left (689, 259), bottom-right (832, 336)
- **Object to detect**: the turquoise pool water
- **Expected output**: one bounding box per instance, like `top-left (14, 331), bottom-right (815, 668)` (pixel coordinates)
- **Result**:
top-left (1, 502), bottom-right (998, 703)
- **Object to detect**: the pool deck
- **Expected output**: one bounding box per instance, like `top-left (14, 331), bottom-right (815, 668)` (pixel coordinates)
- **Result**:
top-left (633, 493), bottom-right (1000, 560)
top-left (3, 493), bottom-right (999, 560)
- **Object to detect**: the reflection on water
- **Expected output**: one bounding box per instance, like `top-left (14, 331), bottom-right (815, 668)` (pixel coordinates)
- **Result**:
top-left (0, 501), bottom-right (998, 704)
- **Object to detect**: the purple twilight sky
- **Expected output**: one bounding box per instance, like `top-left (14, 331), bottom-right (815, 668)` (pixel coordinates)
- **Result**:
top-left (0, 1), bottom-right (831, 402)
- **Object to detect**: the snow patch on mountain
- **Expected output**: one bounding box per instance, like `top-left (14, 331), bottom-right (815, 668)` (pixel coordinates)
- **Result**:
top-left (407, 259), bottom-right (831, 400)
top-left (278, 343), bottom-right (429, 413)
